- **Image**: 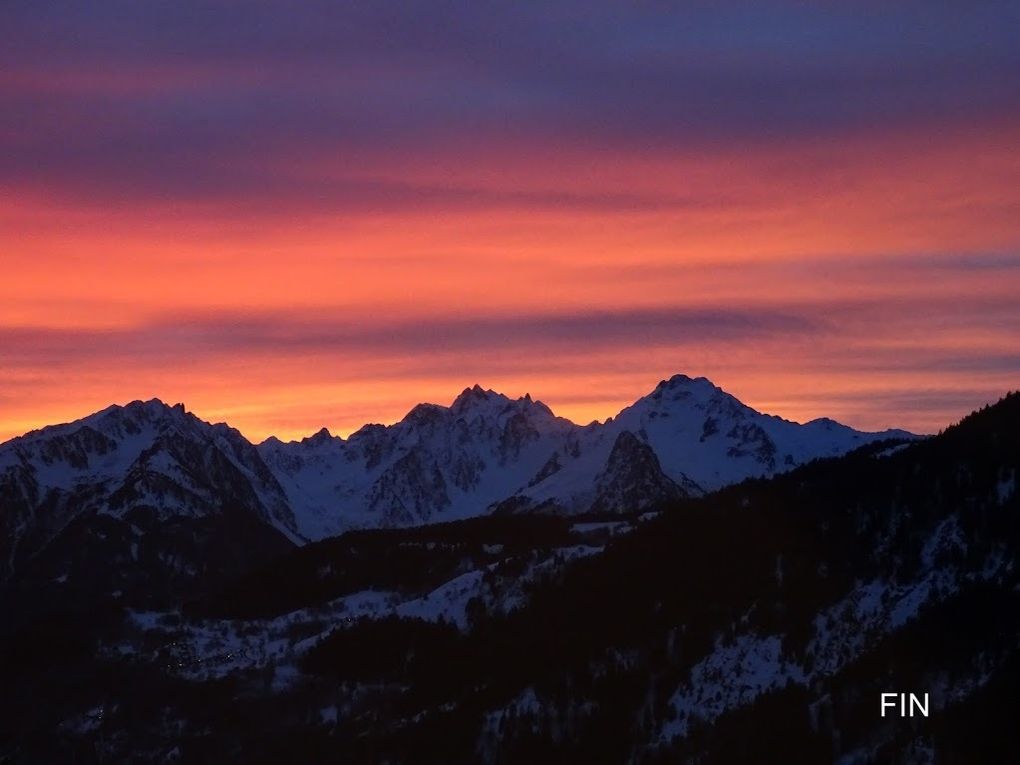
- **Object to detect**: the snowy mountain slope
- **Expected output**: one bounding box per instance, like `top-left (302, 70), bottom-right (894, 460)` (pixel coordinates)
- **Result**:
top-left (5, 394), bottom-right (1014, 763)
top-left (260, 376), bottom-right (913, 532)
top-left (609, 374), bottom-right (914, 492)
top-left (121, 541), bottom-right (607, 689)
top-left (0, 400), bottom-right (299, 593)
top-left (258, 386), bottom-right (578, 537)
top-left (488, 374), bottom-right (913, 516)
top-left (0, 375), bottom-right (916, 571)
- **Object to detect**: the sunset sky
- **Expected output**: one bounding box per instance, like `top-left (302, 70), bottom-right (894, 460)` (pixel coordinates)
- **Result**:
top-left (3, 2), bottom-right (1019, 443)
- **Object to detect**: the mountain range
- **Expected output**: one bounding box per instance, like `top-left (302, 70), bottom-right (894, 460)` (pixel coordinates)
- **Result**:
top-left (0, 374), bottom-right (912, 592)
top-left (1, 385), bottom-right (1015, 763)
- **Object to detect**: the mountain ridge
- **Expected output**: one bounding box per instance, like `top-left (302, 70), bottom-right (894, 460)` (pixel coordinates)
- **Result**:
top-left (248, 375), bottom-right (916, 447)
top-left (1, 375), bottom-right (917, 548)
top-left (2, 393), bottom-right (1017, 762)
top-left (1, 377), bottom-right (915, 453)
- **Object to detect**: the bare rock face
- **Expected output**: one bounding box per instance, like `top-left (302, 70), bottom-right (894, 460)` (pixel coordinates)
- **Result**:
top-left (590, 430), bottom-right (696, 515)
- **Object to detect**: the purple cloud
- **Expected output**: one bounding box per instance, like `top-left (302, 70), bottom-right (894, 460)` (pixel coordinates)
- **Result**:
top-left (3, 2), bottom-right (1020, 209)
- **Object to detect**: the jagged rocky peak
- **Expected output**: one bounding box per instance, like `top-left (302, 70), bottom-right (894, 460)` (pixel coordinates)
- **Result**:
top-left (259, 425), bottom-right (344, 451)
top-left (84, 398), bottom-right (205, 441)
top-left (617, 375), bottom-right (758, 433)
top-left (656, 373), bottom-right (713, 391)
top-left (2, 398), bottom-right (185, 456)
top-left (590, 430), bottom-right (698, 514)
top-left (606, 429), bottom-right (654, 463)
top-left (402, 402), bottom-right (450, 429)
top-left (658, 372), bottom-right (698, 387)
top-left (519, 393), bottom-right (555, 419)
top-left (300, 426), bottom-right (342, 447)
top-left (345, 421), bottom-right (389, 449)
top-left (447, 384), bottom-right (559, 428)
top-left (649, 374), bottom-right (739, 406)
top-left (450, 384), bottom-right (509, 413)
top-left (390, 388), bottom-right (514, 432)
top-left (101, 397), bottom-right (185, 422)
top-left (348, 422), bottom-right (386, 439)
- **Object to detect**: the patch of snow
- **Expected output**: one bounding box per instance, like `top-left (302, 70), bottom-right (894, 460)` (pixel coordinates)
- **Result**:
top-left (660, 634), bottom-right (805, 741)
top-left (320, 705), bottom-right (338, 725)
top-left (571, 521), bottom-right (631, 536)
top-left (874, 443), bottom-right (911, 458)
top-left (997, 470), bottom-right (1016, 504)
top-left (921, 516), bottom-right (967, 568)
top-left (396, 570), bottom-right (485, 629)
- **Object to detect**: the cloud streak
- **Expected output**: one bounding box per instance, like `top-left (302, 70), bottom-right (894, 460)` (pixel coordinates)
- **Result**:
top-left (4, 2), bottom-right (1020, 211)
top-left (0, 306), bottom-right (824, 367)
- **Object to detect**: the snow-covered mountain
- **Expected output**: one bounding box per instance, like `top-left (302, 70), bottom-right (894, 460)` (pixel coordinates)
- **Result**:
top-left (0, 400), bottom-right (298, 594)
top-left (258, 386), bottom-right (576, 538)
top-left (262, 374), bottom-right (914, 534)
top-left (0, 374), bottom-right (914, 580)
top-left (75, 391), bottom-right (1014, 764)
top-left (612, 374), bottom-right (907, 492)
top-left (4, 392), bottom-right (1015, 763)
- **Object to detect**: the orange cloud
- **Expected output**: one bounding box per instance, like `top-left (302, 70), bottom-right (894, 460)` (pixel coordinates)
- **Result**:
top-left (2, 119), bottom-right (1018, 443)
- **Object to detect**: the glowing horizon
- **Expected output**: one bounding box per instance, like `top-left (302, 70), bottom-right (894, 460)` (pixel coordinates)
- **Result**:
top-left (3, 3), bottom-right (1019, 444)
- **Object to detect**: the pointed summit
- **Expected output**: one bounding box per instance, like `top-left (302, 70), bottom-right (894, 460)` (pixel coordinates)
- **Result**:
top-left (112, 397), bottom-right (177, 418)
top-left (455, 383), bottom-right (488, 400)
top-left (402, 402), bottom-right (448, 429)
top-left (646, 373), bottom-right (743, 407)
top-left (451, 384), bottom-right (508, 414)
top-left (62, 398), bottom-right (196, 443)
top-left (660, 373), bottom-right (694, 387)
top-left (653, 374), bottom-right (718, 394)
top-left (301, 426), bottom-right (338, 446)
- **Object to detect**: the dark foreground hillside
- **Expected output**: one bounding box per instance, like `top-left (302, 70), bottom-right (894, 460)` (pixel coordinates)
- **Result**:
top-left (2, 393), bottom-right (1018, 763)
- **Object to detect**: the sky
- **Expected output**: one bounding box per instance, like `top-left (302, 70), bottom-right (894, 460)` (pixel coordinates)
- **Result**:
top-left (2, 1), bottom-right (1019, 443)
